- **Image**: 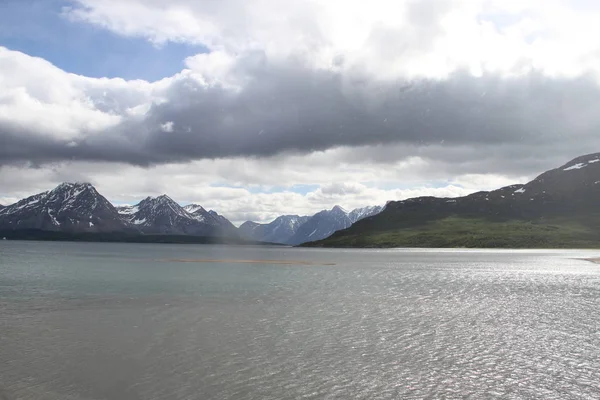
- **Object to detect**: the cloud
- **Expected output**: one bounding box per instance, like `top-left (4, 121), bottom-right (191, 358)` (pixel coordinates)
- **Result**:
top-left (2, 0), bottom-right (600, 221)
top-left (3, 1), bottom-right (600, 170)
top-left (160, 121), bottom-right (174, 133)
top-left (2, 45), bottom-right (600, 170)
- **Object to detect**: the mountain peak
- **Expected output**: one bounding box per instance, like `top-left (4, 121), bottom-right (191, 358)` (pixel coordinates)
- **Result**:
top-left (155, 194), bottom-right (174, 202)
top-left (183, 204), bottom-right (207, 214)
top-left (331, 205), bottom-right (347, 213)
top-left (139, 194), bottom-right (179, 207)
top-left (52, 182), bottom-right (95, 192)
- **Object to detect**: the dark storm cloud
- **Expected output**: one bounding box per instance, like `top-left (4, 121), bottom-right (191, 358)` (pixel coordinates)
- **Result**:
top-left (2, 55), bottom-right (600, 169)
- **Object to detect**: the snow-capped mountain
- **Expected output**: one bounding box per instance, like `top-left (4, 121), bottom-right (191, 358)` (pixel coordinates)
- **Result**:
top-left (184, 204), bottom-right (237, 232)
top-left (286, 206), bottom-right (353, 245)
top-left (348, 205), bottom-right (384, 223)
top-left (117, 196), bottom-right (235, 236)
top-left (239, 215), bottom-right (310, 244)
top-left (240, 205), bottom-right (384, 245)
top-left (0, 182), bottom-right (381, 242)
top-left (0, 183), bottom-right (126, 232)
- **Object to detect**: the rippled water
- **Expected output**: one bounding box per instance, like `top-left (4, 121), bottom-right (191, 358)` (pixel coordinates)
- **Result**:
top-left (1, 241), bottom-right (600, 399)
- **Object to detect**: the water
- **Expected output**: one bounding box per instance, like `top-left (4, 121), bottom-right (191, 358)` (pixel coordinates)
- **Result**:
top-left (1, 241), bottom-right (600, 399)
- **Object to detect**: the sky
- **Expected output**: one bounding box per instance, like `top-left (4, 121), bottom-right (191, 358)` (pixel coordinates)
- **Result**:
top-left (2, 0), bottom-right (600, 225)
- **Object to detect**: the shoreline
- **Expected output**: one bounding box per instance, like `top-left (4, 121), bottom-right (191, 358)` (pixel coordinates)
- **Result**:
top-left (579, 258), bottom-right (600, 264)
top-left (161, 258), bottom-right (336, 266)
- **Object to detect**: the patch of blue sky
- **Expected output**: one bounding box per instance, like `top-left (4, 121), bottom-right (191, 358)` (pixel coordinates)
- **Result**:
top-left (0, 0), bottom-right (208, 81)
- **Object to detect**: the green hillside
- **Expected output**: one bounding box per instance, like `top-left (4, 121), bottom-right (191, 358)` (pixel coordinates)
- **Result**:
top-left (304, 216), bottom-right (600, 248)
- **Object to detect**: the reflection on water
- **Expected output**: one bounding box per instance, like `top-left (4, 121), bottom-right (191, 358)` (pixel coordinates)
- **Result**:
top-left (1, 241), bottom-right (599, 399)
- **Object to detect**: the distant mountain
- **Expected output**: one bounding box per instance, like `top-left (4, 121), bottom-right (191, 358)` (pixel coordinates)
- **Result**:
top-left (116, 196), bottom-right (236, 236)
top-left (307, 153), bottom-right (600, 248)
top-left (239, 205), bottom-right (383, 245)
top-left (286, 206), bottom-right (352, 245)
top-left (208, 210), bottom-right (237, 230)
top-left (348, 205), bottom-right (384, 223)
top-left (184, 204), bottom-right (238, 233)
top-left (286, 205), bottom-right (383, 245)
top-left (0, 183), bottom-right (126, 232)
top-left (239, 215), bottom-right (310, 244)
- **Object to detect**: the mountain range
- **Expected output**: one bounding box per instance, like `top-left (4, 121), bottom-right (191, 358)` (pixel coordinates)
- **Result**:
top-left (306, 152), bottom-right (600, 248)
top-left (0, 183), bottom-right (382, 245)
top-left (7, 152), bottom-right (598, 248)
top-left (238, 205), bottom-right (382, 245)
top-left (115, 196), bottom-right (236, 236)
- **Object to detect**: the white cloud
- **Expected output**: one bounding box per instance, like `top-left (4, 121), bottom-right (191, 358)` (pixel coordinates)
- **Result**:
top-left (0, 48), bottom-right (123, 140)
top-left (160, 121), bottom-right (174, 132)
top-left (66, 0), bottom-right (600, 79)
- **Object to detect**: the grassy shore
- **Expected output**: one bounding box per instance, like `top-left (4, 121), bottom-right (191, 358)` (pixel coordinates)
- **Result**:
top-left (305, 216), bottom-right (600, 248)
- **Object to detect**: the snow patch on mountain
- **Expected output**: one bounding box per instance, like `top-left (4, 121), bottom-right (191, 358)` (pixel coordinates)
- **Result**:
top-left (564, 163), bottom-right (586, 171)
top-left (183, 204), bottom-right (206, 214)
top-left (117, 205), bottom-right (139, 215)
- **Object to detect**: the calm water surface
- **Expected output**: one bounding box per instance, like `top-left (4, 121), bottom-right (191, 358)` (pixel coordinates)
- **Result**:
top-left (1, 241), bottom-right (600, 399)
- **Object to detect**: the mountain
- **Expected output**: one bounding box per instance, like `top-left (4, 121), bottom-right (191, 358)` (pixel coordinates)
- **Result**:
top-left (116, 196), bottom-right (235, 236)
top-left (239, 215), bottom-right (310, 244)
top-left (184, 204), bottom-right (238, 233)
top-left (240, 205), bottom-right (383, 245)
top-left (306, 153), bottom-right (600, 248)
top-left (284, 205), bottom-right (383, 245)
top-left (183, 204), bottom-right (208, 217)
top-left (348, 205), bottom-right (384, 223)
top-left (0, 183), bottom-right (126, 232)
top-left (287, 206), bottom-right (352, 245)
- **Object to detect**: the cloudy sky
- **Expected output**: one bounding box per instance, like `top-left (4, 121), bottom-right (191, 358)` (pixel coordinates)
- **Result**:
top-left (2, 0), bottom-right (600, 224)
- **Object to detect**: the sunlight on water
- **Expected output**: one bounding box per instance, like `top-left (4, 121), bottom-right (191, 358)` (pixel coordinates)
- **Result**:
top-left (1, 241), bottom-right (599, 399)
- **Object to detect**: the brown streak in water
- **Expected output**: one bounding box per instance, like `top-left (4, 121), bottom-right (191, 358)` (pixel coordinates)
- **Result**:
top-left (578, 258), bottom-right (600, 264)
top-left (159, 259), bottom-right (336, 266)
